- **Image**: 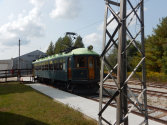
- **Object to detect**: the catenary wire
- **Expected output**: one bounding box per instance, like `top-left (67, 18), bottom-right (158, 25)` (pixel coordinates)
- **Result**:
top-left (11, 0), bottom-right (48, 58)
top-left (21, 0), bottom-right (48, 45)
top-left (12, 0), bottom-right (151, 58)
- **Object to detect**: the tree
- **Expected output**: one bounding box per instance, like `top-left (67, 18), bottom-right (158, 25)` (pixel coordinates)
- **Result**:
top-left (126, 40), bottom-right (141, 72)
top-left (54, 37), bottom-right (63, 54)
top-left (74, 35), bottom-right (85, 48)
top-left (54, 36), bottom-right (73, 54)
top-left (106, 40), bottom-right (141, 72)
top-left (48, 34), bottom-right (84, 55)
top-left (145, 17), bottom-right (167, 73)
top-left (107, 46), bottom-right (118, 69)
top-left (46, 41), bottom-right (54, 55)
top-left (161, 41), bottom-right (167, 74)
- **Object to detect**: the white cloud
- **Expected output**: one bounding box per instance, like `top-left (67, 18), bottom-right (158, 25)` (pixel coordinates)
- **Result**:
top-left (30, 0), bottom-right (46, 7)
top-left (8, 14), bottom-right (15, 21)
top-left (50, 0), bottom-right (82, 20)
top-left (0, 0), bottom-right (46, 47)
top-left (144, 7), bottom-right (148, 11)
top-left (0, 45), bottom-right (11, 57)
top-left (83, 33), bottom-right (102, 53)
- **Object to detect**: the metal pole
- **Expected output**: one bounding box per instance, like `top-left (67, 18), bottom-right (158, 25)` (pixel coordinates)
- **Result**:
top-left (5, 70), bottom-right (7, 82)
top-left (18, 39), bottom-right (20, 82)
top-left (117, 0), bottom-right (128, 125)
top-left (99, 1), bottom-right (108, 124)
top-left (140, 1), bottom-right (148, 124)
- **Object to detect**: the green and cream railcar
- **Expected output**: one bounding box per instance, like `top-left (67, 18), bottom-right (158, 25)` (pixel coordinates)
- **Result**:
top-left (32, 47), bottom-right (100, 93)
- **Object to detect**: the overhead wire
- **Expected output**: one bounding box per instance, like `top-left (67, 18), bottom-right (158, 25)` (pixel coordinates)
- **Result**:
top-left (11, 0), bottom-right (48, 58)
top-left (74, 20), bottom-right (103, 32)
top-left (21, 0), bottom-right (48, 45)
top-left (12, 0), bottom-right (151, 58)
top-left (73, 0), bottom-right (150, 33)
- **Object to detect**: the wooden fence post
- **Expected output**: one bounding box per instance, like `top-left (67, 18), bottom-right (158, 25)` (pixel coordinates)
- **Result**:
top-left (5, 70), bottom-right (7, 82)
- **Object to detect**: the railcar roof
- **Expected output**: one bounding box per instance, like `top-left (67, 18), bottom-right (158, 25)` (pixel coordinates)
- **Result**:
top-left (33, 48), bottom-right (99, 64)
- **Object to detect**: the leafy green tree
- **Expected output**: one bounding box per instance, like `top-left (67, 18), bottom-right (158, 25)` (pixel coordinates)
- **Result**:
top-left (48, 34), bottom-right (84, 55)
top-left (54, 36), bottom-right (73, 54)
top-left (145, 17), bottom-right (167, 73)
top-left (127, 40), bottom-right (141, 72)
top-left (161, 41), bottom-right (167, 74)
top-left (46, 41), bottom-right (54, 55)
top-left (106, 40), bottom-right (141, 72)
top-left (107, 46), bottom-right (118, 69)
top-left (54, 37), bottom-right (63, 54)
top-left (74, 36), bottom-right (85, 48)
top-left (62, 35), bottom-right (73, 47)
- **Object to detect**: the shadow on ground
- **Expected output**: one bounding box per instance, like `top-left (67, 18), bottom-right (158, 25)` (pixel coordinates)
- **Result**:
top-left (0, 111), bottom-right (49, 125)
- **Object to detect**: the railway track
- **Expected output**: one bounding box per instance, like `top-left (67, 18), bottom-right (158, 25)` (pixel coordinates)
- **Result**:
top-left (128, 80), bottom-right (167, 89)
top-left (103, 84), bottom-right (167, 99)
top-left (83, 93), bottom-right (167, 124)
top-left (39, 81), bottom-right (167, 124)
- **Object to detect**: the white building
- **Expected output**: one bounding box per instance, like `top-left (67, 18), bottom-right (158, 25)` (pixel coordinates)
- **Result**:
top-left (0, 50), bottom-right (47, 76)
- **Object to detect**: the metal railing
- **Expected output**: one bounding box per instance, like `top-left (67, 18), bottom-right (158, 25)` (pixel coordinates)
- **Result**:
top-left (0, 69), bottom-right (33, 81)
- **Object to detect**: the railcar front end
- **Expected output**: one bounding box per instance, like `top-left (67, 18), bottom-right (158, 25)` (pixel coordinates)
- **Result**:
top-left (69, 54), bottom-right (100, 94)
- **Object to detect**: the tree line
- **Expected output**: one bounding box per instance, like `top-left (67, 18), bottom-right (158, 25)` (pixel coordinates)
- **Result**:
top-left (46, 35), bottom-right (85, 55)
top-left (107, 17), bottom-right (167, 74)
top-left (45, 17), bottom-right (167, 75)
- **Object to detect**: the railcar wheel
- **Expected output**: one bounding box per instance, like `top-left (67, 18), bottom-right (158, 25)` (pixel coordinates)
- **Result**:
top-left (57, 81), bottom-right (67, 91)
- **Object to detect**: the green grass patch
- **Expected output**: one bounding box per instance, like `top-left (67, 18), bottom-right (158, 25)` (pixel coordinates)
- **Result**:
top-left (0, 82), bottom-right (97, 125)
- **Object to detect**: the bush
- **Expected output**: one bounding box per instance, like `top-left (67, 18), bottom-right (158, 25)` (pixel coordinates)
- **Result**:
top-left (127, 71), bottom-right (167, 83)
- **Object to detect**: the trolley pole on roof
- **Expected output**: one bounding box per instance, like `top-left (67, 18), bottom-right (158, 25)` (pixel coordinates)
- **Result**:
top-left (99, 0), bottom-right (148, 124)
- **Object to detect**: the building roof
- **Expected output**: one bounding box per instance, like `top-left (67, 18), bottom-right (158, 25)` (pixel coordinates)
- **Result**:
top-left (14, 50), bottom-right (47, 59)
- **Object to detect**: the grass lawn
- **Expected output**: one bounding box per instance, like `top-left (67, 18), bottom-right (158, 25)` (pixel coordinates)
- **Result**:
top-left (0, 82), bottom-right (97, 125)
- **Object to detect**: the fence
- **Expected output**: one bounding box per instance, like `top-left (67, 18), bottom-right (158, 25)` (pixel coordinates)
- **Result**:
top-left (0, 69), bottom-right (33, 81)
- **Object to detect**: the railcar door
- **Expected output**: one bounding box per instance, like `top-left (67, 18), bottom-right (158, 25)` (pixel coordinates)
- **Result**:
top-left (68, 58), bottom-right (72, 79)
top-left (88, 56), bottom-right (95, 79)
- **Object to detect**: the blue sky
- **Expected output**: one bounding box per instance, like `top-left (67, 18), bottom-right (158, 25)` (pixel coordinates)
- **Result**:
top-left (0, 0), bottom-right (167, 59)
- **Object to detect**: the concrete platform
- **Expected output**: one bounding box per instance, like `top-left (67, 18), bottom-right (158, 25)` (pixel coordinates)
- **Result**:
top-left (26, 83), bottom-right (163, 125)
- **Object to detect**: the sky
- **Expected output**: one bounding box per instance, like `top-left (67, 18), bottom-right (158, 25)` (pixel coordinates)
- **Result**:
top-left (0, 0), bottom-right (167, 60)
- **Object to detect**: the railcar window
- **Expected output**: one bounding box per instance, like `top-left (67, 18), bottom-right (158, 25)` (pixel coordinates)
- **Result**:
top-left (36, 63), bottom-right (39, 71)
top-left (96, 57), bottom-right (100, 67)
top-left (33, 64), bottom-right (35, 70)
top-left (54, 60), bottom-right (59, 70)
top-left (76, 57), bottom-right (86, 68)
top-left (45, 61), bottom-right (48, 70)
top-left (34, 64), bottom-right (36, 70)
top-left (39, 63), bottom-right (41, 70)
top-left (60, 64), bottom-right (62, 70)
top-left (69, 58), bottom-right (71, 68)
top-left (36, 64), bottom-right (38, 70)
top-left (89, 57), bottom-right (94, 67)
top-left (63, 63), bottom-right (65, 70)
top-left (42, 62), bottom-right (44, 70)
top-left (49, 61), bottom-right (53, 70)
top-left (60, 59), bottom-right (65, 70)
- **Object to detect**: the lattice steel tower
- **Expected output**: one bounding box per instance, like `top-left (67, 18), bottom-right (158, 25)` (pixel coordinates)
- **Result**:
top-left (99, 0), bottom-right (148, 124)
